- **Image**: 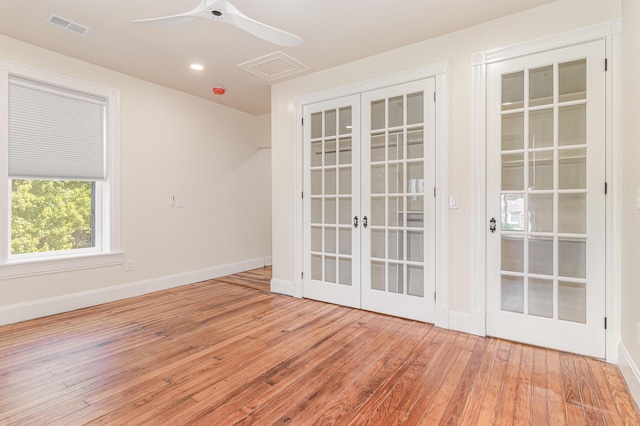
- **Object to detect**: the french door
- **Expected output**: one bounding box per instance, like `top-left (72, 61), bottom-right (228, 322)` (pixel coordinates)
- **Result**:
top-left (303, 79), bottom-right (436, 323)
top-left (302, 95), bottom-right (361, 308)
top-left (486, 41), bottom-right (606, 357)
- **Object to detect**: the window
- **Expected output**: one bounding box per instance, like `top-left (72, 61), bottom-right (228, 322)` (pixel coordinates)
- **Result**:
top-left (0, 60), bottom-right (122, 277)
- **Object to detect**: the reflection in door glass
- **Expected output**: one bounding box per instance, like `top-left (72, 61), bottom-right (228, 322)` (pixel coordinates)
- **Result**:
top-left (559, 59), bottom-right (586, 102)
top-left (502, 113), bottom-right (524, 151)
top-left (501, 235), bottom-right (524, 273)
top-left (325, 109), bottom-right (336, 137)
top-left (529, 236), bottom-right (553, 275)
top-left (407, 265), bottom-right (424, 297)
top-left (529, 278), bottom-right (553, 318)
top-left (371, 261), bottom-right (385, 291)
top-left (371, 100), bottom-right (385, 130)
top-left (558, 238), bottom-right (586, 279)
top-left (325, 256), bottom-right (337, 283)
top-left (501, 194), bottom-right (525, 231)
top-left (502, 71), bottom-right (524, 110)
top-left (529, 150), bottom-right (554, 190)
top-left (559, 104), bottom-right (586, 146)
top-left (559, 281), bottom-right (586, 323)
top-left (529, 109), bottom-right (553, 148)
top-left (339, 258), bottom-right (352, 285)
top-left (388, 96), bottom-right (404, 127)
top-left (407, 128), bottom-right (424, 159)
top-left (407, 92), bottom-right (424, 125)
top-left (501, 153), bottom-right (524, 191)
top-left (529, 194), bottom-right (553, 233)
top-left (559, 148), bottom-right (586, 189)
top-left (501, 275), bottom-right (524, 313)
top-left (388, 263), bottom-right (404, 294)
top-left (529, 65), bottom-right (553, 107)
top-left (339, 107), bottom-right (352, 134)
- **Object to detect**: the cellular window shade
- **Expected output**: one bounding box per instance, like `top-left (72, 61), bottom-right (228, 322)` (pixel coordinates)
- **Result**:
top-left (8, 78), bottom-right (106, 180)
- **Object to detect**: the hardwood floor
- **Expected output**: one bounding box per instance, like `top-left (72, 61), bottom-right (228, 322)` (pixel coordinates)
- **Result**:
top-left (0, 267), bottom-right (638, 425)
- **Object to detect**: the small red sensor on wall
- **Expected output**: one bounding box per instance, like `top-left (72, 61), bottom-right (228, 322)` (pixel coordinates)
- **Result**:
top-left (212, 86), bottom-right (226, 95)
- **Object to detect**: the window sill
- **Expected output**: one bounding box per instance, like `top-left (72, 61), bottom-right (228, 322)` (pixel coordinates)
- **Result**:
top-left (0, 252), bottom-right (126, 279)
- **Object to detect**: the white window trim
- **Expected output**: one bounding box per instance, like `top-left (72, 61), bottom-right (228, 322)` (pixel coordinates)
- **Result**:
top-left (470, 18), bottom-right (622, 362)
top-left (0, 59), bottom-right (123, 279)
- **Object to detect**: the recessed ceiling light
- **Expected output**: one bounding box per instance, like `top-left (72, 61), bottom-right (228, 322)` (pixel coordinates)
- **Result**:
top-left (190, 64), bottom-right (204, 71)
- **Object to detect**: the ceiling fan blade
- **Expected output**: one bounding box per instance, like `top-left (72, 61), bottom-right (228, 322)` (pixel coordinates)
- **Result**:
top-left (132, 0), bottom-right (212, 27)
top-left (226, 3), bottom-right (302, 47)
top-left (132, 15), bottom-right (199, 27)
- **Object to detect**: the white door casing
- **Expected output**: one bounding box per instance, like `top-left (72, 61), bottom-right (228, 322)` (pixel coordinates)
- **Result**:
top-left (303, 95), bottom-right (361, 308)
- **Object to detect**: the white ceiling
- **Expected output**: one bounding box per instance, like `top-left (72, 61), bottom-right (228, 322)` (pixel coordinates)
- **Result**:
top-left (0, 0), bottom-right (557, 116)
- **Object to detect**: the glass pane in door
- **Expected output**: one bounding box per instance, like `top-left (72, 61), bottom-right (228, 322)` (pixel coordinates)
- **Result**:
top-left (368, 92), bottom-right (426, 298)
top-left (498, 59), bottom-right (591, 323)
top-left (309, 106), bottom-right (354, 286)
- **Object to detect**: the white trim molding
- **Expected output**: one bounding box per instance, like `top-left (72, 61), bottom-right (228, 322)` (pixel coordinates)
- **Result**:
top-left (270, 278), bottom-right (295, 296)
top-left (0, 257), bottom-right (266, 326)
top-left (471, 19), bottom-right (622, 361)
top-left (0, 252), bottom-right (125, 279)
top-left (619, 343), bottom-right (640, 408)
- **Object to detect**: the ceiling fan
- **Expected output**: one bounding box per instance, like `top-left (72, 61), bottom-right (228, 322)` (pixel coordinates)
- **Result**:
top-left (132, 0), bottom-right (302, 47)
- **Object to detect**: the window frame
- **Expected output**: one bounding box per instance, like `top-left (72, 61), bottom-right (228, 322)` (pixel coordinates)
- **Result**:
top-left (0, 59), bottom-right (123, 278)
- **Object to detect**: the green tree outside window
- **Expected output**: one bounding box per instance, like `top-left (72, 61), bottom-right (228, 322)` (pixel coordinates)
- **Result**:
top-left (11, 179), bottom-right (94, 254)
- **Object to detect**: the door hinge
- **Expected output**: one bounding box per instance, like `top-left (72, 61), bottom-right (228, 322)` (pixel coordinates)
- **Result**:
top-left (605, 182), bottom-right (608, 195)
top-left (434, 187), bottom-right (436, 197)
top-left (301, 191), bottom-right (304, 199)
top-left (434, 292), bottom-right (436, 302)
top-left (434, 92), bottom-right (436, 102)
top-left (301, 272), bottom-right (304, 279)
top-left (605, 58), bottom-right (608, 71)
top-left (301, 118), bottom-right (304, 125)
top-left (605, 317), bottom-right (608, 330)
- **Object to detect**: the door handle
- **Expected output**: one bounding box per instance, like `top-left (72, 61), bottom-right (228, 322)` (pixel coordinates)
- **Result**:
top-left (489, 217), bottom-right (497, 233)
top-left (363, 216), bottom-right (368, 228)
top-left (353, 215), bottom-right (359, 228)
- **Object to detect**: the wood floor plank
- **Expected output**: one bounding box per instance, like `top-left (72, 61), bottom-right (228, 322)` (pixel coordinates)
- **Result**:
top-left (531, 346), bottom-right (551, 426)
top-left (399, 333), bottom-right (471, 425)
top-left (560, 352), bottom-right (587, 424)
top-left (547, 349), bottom-right (569, 426)
top-left (494, 341), bottom-right (523, 425)
top-left (472, 339), bottom-right (512, 425)
top-left (593, 357), bottom-right (640, 424)
top-left (454, 337), bottom-right (500, 425)
top-left (0, 267), bottom-right (638, 425)
top-left (437, 336), bottom-right (490, 425)
top-left (513, 343), bottom-right (534, 425)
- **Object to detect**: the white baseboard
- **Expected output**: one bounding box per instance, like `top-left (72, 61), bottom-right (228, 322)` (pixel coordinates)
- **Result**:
top-left (435, 305), bottom-right (449, 329)
top-left (0, 257), bottom-right (266, 326)
top-left (448, 310), bottom-right (486, 336)
top-left (270, 278), bottom-right (295, 296)
top-left (607, 333), bottom-right (621, 363)
top-left (263, 256), bottom-right (273, 266)
top-left (618, 343), bottom-right (640, 410)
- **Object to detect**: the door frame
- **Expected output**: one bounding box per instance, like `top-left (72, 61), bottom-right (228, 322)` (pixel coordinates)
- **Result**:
top-left (293, 62), bottom-right (449, 328)
top-left (471, 19), bottom-right (622, 362)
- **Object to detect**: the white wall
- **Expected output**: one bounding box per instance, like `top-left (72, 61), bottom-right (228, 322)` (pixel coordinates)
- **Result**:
top-left (271, 0), bottom-right (620, 317)
top-left (0, 35), bottom-right (272, 316)
top-left (620, 0), bottom-right (640, 403)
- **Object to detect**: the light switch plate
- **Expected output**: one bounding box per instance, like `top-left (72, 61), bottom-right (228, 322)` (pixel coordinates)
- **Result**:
top-left (449, 195), bottom-right (458, 209)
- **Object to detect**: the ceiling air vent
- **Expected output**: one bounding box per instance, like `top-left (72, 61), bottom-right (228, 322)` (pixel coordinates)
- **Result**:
top-left (47, 14), bottom-right (91, 36)
top-left (238, 51), bottom-right (309, 82)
